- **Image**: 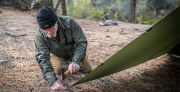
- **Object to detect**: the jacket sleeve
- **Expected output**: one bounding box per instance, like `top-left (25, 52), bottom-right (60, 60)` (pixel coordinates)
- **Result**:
top-left (70, 18), bottom-right (87, 64)
top-left (34, 29), bottom-right (57, 86)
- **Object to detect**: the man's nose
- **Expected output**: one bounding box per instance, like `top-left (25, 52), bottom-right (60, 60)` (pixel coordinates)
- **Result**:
top-left (45, 28), bottom-right (54, 32)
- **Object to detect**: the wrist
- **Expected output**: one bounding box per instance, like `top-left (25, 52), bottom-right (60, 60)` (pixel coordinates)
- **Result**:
top-left (71, 59), bottom-right (80, 65)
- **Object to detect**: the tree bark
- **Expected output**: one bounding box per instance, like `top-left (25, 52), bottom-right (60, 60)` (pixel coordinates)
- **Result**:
top-left (129, 0), bottom-right (136, 23)
top-left (55, 0), bottom-right (61, 12)
top-left (48, 0), bottom-right (54, 9)
top-left (67, 0), bottom-right (73, 16)
top-left (61, 0), bottom-right (67, 15)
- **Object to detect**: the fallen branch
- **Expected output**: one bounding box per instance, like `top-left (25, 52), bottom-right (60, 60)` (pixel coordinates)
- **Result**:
top-left (5, 31), bottom-right (27, 37)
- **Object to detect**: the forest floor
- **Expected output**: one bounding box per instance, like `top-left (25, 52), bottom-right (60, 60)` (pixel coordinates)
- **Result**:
top-left (0, 7), bottom-right (180, 92)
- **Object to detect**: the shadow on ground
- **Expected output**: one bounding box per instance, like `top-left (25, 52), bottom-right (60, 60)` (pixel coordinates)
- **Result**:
top-left (111, 56), bottom-right (180, 92)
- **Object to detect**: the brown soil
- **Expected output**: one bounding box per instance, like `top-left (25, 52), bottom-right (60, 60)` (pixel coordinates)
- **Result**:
top-left (0, 7), bottom-right (180, 92)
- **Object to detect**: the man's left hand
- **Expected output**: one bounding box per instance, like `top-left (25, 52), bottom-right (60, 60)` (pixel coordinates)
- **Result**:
top-left (68, 62), bottom-right (80, 74)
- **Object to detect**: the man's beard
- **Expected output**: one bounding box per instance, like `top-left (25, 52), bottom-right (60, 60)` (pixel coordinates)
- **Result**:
top-left (52, 29), bottom-right (57, 37)
top-left (47, 23), bottom-right (58, 38)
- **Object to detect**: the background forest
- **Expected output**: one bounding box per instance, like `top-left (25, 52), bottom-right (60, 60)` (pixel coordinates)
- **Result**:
top-left (0, 0), bottom-right (180, 24)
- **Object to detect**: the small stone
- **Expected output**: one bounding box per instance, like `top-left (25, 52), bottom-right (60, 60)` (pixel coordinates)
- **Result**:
top-left (106, 35), bottom-right (110, 38)
top-left (0, 59), bottom-right (8, 65)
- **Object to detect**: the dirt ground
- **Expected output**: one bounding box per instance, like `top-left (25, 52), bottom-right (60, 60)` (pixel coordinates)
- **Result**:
top-left (0, 7), bottom-right (180, 92)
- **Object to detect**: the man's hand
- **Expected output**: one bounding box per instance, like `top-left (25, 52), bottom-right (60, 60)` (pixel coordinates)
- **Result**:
top-left (50, 80), bottom-right (66, 91)
top-left (68, 62), bottom-right (80, 74)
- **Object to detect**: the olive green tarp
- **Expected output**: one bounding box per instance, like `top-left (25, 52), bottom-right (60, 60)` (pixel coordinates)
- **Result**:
top-left (73, 6), bottom-right (180, 86)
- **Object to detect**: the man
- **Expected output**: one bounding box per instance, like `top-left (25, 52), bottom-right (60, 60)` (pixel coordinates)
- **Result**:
top-left (35, 6), bottom-right (92, 91)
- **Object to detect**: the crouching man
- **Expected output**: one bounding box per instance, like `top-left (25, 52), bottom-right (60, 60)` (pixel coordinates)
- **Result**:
top-left (35, 6), bottom-right (92, 91)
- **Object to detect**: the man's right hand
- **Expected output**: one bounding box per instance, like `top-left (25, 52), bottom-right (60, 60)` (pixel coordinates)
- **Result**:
top-left (50, 80), bottom-right (66, 91)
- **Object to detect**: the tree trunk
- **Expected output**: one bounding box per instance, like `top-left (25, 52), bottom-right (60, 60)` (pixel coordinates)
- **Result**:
top-left (67, 0), bottom-right (73, 16)
top-left (55, 0), bottom-right (61, 12)
top-left (129, 0), bottom-right (136, 23)
top-left (48, 0), bottom-right (53, 9)
top-left (39, 0), bottom-right (53, 9)
top-left (61, 0), bottom-right (67, 15)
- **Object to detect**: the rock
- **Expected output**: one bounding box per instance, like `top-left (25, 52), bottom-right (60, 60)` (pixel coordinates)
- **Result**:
top-left (119, 31), bottom-right (128, 35)
top-left (0, 59), bottom-right (8, 65)
top-left (99, 20), bottom-right (118, 26)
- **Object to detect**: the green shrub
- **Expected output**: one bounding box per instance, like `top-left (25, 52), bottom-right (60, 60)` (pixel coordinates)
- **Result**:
top-left (87, 7), bottom-right (104, 20)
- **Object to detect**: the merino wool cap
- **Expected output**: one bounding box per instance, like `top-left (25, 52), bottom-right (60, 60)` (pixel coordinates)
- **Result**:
top-left (36, 6), bottom-right (58, 30)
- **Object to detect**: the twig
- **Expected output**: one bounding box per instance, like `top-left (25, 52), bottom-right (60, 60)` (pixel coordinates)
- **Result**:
top-left (5, 32), bottom-right (27, 37)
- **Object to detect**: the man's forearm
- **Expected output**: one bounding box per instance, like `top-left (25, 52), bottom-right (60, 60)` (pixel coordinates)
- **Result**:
top-left (36, 54), bottom-right (58, 86)
top-left (72, 42), bottom-right (87, 64)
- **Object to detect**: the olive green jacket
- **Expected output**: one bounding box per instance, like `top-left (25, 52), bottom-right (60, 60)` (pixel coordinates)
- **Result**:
top-left (34, 16), bottom-right (87, 86)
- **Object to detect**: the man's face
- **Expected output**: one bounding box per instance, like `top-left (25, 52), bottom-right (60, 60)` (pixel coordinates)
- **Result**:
top-left (44, 22), bottom-right (58, 38)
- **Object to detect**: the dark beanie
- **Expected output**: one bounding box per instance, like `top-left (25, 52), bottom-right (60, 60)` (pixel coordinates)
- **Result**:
top-left (36, 6), bottom-right (58, 30)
